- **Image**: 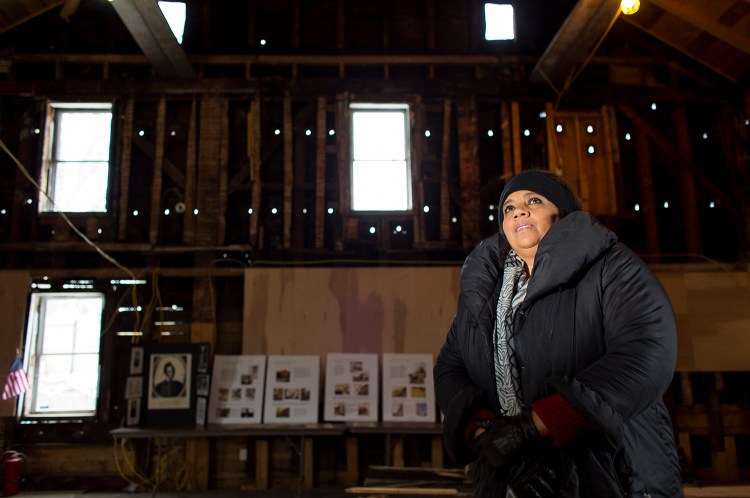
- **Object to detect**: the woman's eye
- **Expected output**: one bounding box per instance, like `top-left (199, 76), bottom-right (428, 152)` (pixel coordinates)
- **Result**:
top-left (528, 197), bottom-right (542, 205)
top-left (504, 205), bottom-right (514, 213)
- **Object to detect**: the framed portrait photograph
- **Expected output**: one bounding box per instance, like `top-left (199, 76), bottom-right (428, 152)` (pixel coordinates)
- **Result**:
top-left (130, 347), bottom-right (144, 375)
top-left (126, 398), bottom-right (141, 426)
top-left (125, 376), bottom-right (143, 399)
top-left (147, 352), bottom-right (192, 410)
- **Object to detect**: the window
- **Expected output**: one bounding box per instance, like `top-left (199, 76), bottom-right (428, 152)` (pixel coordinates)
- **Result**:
top-left (23, 293), bottom-right (104, 417)
top-left (158, 1), bottom-right (187, 44)
top-left (350, 104), bottom-right (412, 211)
top-left (484, 3), bottom-right (515, 41)
top-left (40, 102), bottom-right (113, 213)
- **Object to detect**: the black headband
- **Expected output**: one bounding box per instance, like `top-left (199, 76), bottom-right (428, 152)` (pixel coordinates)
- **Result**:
top-left (499, 171), bottom-right (579, 216)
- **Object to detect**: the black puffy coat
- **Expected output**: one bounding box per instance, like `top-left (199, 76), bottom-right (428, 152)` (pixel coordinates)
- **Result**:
top-left (434, 212), bottom-right (683, 497)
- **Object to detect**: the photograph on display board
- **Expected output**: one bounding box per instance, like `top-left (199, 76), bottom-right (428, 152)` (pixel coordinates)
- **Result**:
top-left (125, 376), bottom-right (143, 399)
top-left (147, 352), bottom-right (192, 410)
top-left (324, 353), bottom-right (378, 422)
top-left (382, 353), bottom-right (436, 422)
top-left (207, 355), bottom-right (267, 424)
top-left (263, 355), bottom-right (319, 424)
top-left (126, 398), bottom-right (141, 426)
top-left (130, 347), bottom-right (144, 375)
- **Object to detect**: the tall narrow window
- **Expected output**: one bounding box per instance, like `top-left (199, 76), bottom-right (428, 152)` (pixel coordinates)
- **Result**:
top-left (158, 1), bottom-right (187, 44)
top-left (23, 293), bottom-right (104, 417)
top-left (485, 3), bottom-right (515, 41)
top-left (350, 104), bottom-right (412, 211)
top-left (40, 103), bottom-right (113, 213)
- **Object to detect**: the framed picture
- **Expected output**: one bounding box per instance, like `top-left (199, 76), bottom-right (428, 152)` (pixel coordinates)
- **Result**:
top-left (126, 398), bottom-right (141, 426)
top-left (208, 355), bottom-right (266, 425)
top-left (382, 353), bottom-right (436, 422)
top-left (130, 347), bottom-right (144, 375)
top-left (147, 352), bottom-right (192, 410)
top-left (196, 374), bottom-right (210, 397)
top-left (324, 353), bottom-right (378, 422)
top-left (263, 355), bottom-right (319, 424)
top-left (125, 376), bottom-right (143, 399)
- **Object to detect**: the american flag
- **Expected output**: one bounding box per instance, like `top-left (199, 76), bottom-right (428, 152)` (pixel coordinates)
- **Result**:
top-left (2, 355), bottom-right (31, 401)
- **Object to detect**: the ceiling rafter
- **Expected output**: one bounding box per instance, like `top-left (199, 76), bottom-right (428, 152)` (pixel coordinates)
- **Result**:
top-left (648, 0), bottom-right (750, 55)
top-left (109, 0), bottom-right (195, 79)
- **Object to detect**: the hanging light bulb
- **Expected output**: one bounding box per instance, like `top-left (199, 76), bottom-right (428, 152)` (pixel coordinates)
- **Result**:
top-left (621, 0), bottom-right (640, 16)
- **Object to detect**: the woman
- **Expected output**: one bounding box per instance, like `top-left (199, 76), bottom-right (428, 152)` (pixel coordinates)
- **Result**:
top-left (434, 170), bottom-right (682, 497)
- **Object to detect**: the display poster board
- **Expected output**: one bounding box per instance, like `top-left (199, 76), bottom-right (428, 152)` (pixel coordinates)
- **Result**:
top-left (263, 355), bottom-right (320, 424)
top-left (323, 353), bottom-right (378, 422)
top-left (382, 353), bottom-right (436, 422)
top-left (207, 355), bottom-right (267, 424)
top-left (143, 343), bottom-right (209, 427)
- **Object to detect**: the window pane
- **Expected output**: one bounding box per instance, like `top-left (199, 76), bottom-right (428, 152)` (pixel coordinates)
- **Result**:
top-left (158, 1), bottom-right (187, 44)
top-left (52, 162), bottom-right (109, 212)
top-left (352, 111), bottom-right (406, 161)
top-left (352, 161), bottom-right (409, 211)
top-left (41, 297), bottom-right (102, 355)
top-left (485, 4), bottom-right (515, 41)
top-left (34, 353), bottom-right (99, 413)
top-left (56, 112), bottom-right (112, 161)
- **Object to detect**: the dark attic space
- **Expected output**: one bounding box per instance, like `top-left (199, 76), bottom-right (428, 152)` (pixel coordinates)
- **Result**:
top-left (0, 0), bottom-right (749, 497)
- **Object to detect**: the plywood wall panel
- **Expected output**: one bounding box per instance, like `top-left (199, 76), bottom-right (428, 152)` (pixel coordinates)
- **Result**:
top-left (0, 271), bottom-right (30, 417)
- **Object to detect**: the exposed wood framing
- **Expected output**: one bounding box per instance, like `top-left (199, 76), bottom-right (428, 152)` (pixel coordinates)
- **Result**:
top-left (148, 96), bottom-right (166, 245)
top-left (439, 99), bottom-right (452, 241)
top-left (673, 106), bottom-right (702, 254)
top-left (544, 102), bottom-right (558, 173)
top-left (118, 96), bottom-right (134, 240)
top-left (196, 94), bottom-right (226, 245)
top-left (604, 105), bottom-right (625, 215)
top-left (634, 128), bottom-right (659, 255)
top-left (183, 99), bottom-right (197, 244)
top-left (501, 102), bottom-right (514, 179)
top-left (218, 97), bottom-right (229, 245)
top-left (336, 92), bottom-right (351, 246)
top-left (315, 96), bottom-right (327, 248)
top-left (411, 95), bottom-right (425, 246)
top-left (283, 93), bottom-right (293, 248)
top-left (249, 93), bottom-right (262, 246)
top-left (599, 106), bottom-right (619, 216)
top-left (337, 0), bottom-right (346, 51)
top-left (456, 97), bottom-right (481, 249)
top-left (293, 99), bottom-right (307, 248)
top-left (510, 102), bottom-right (522, 174)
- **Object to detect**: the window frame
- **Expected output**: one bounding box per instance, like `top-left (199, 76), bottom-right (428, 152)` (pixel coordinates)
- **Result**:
top-left (22, 291), bottom-right (105, 419)
top-left (349, 103), bottom-right (414, 213)
top-left (39, 101), bottom-right (114, 214)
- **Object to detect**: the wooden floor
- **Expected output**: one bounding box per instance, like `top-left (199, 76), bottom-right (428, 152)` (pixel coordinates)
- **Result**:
top-left (10, 486), bottom-right (750, 497)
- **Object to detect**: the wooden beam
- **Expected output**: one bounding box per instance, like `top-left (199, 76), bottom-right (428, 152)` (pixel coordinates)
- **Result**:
top-left (411, 95), bottom-right (425, 246)
top-left (249, 93), bottom-right (262, 247)
top-left (218, 98), bottom-right (229, 244)
top-left (315, 96), bottom-right (326, 249)
top-left (456, 97), bottom-right (481, 249)
top-left (109, 0), bottom-right (196, 78)
top-left (649, 0), bottom-right (750, 55)
top-left (530, 0), bottom-right (621, 91)
top-left (283, 93), bottom-right (293, 248)
top-left (672, 106), bottom-right (702, 254)
top-left (439, 99), bottom-right (452, 241)
top-left (510, 102), bottom-right (522, 174)
top-left (634, 127), bottom-right (660, 255)
top-left (501, 102), bottom-right (514, 179)
top-left (118, 97), bottom-right (134, 241)
top-left (183, 99), bottom-right (197, 245)
top-left (148, 96), bottom-right (166, 245)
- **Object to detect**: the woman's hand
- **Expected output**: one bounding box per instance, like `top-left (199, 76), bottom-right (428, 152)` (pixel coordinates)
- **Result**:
top-left (473, 412), bottom-right (540, 468)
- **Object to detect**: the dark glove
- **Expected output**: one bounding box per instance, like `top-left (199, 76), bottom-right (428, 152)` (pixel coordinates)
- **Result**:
top-left (474, 412), bottom-right (540, 468)
top-left (506, 459), bottom-right (557, 498)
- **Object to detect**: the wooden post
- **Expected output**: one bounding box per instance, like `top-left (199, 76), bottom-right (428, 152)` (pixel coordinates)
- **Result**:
top-left (255, 439), bottom-right (269, 489)
top-left (345, 436), bottom-right (358, 486)
top-left (218, 98), bottom-right (229, 244)
top-left (411, 95), bottom-right (425, 246)
top-left (303, 437), bottom-right (314, 488)
top-left (634, 128), bottom-right (660, 255)
top-left (315, 96), bottom-right (327, 249)
top-left (673, 106), bottom-right (702, 255)
top-left (544, 102), bottom-right (557, 173)
top-left (149, 96), bottom-right (166, 245)
top-left (249, 93), bottom-right (262, 247)
top-left (430, 436), bottom-right (444, 469)
top-left (456, 97), bottom-right (482, 249)
top-left (183, 99), bottom-right (197, 245)
top-left (185, 438), bottom-right (209, 490)
top-left (501, 102), bottom-right (513, 180)
top-left (439, 98), bottom-right (452, 241)
top-left (118, 96), bottom-right (133, 240)
top-left (284, 93), bottom-right (293, 248)
top-left (510, 102), bottom-right (522, 174)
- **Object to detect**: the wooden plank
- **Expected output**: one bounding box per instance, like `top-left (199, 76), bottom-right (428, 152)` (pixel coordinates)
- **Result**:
top-left (411, 95), bottom-right (425, 246)
top-left (456, 97), bottom-right (481, 249)
top-left (283, 92), bottom-right (293, 248)
top-left (117, 96), bottom-right (134, 240)
top-left (148, 96), bottom-right (166, 245)
top-left (303, 437), bottom-right (314, 488)
top-left (510, 101), bottom-right (522, 174)
top-left (345, 436), bottom-right (358, 486)
top-left (673, 106), bottom-right (702, 254)
top-left (634, 127), bottom-right (660, 255)
top-left (315, 96), bottom-right (326, 248)
top-left (182, 99), bottom-right (197, 244)
top-left (439, 98), bottom-right (452, 241)
top-left (501, 102), bottom-right (513, 179)
top-left (345, 487), bottom-right (458, 495)
top-left (0, 271), bottom-right (30, 418)
top-left (185, 438), bottom-right (210, 490)
top-left (603, 105), bottom-right (625, 215)
top-left (218, 97), bottom-right (229, 245)
top-left (249, 93), bottom-right (262, 246)
top-left (392, 437), bottom-right (405, 467)
top-left (544, 102), bottom-right (558, 173)
top-left (255, 438), bottom-right (269, 489)
top-left (430, 436), bottom-right (443, 469)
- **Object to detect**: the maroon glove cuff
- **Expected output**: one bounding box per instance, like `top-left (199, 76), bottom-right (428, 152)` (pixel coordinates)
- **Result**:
top-left (531, 394), bottom-right (595, 448)
top-left (465, 408), bottom-right (497, 447)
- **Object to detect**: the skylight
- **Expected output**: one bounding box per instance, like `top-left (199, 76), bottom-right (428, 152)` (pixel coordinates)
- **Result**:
top-left (484, 3), bottom-right (515, 41)
top-left (158, 1), bottom-right (186, 44)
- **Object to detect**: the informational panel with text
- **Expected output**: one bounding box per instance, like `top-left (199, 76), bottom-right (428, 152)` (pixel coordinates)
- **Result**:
top-left (382, 353), bottom-right (436, 422)
top-left (324, 353), bottom-right (378, 422)
top-left (263, 355), bottom-right (320, 424)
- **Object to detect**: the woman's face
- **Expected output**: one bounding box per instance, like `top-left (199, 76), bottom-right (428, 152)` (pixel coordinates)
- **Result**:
top-left (501, 189), bottom-right (560, 262)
